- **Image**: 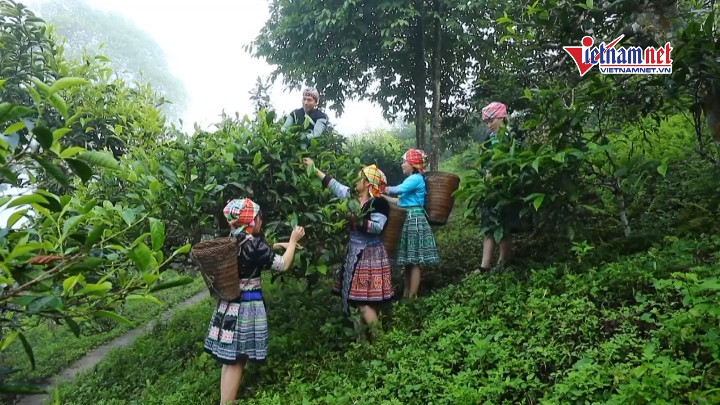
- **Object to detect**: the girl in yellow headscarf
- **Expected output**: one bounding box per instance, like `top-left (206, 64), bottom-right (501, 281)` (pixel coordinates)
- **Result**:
top-left (304, 157), bottom-right (394, 337)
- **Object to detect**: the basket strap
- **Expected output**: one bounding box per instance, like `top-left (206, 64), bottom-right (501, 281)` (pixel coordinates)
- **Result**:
top-left (201, 272), bottom-right (226, 300)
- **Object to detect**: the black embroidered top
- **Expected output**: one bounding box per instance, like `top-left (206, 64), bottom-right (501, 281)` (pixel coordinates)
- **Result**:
top-left (236, 234), bottom-right (284, 279)
top-left (321, 174), bottom-right (390, 235)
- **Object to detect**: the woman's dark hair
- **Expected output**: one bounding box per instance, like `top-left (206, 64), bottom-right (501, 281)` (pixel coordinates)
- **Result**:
top-left (412, 168), bottom-right (421, 175)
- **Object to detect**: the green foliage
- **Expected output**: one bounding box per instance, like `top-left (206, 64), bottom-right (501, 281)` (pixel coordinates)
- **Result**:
top-left (454, 131), bottom-right (579, 241)
top-left (0, 0), bottom-right (60, 108)
top-left (0, 74), bottom-right (191, 395)
top-left (0, 274), bottom-right (205, 383)
top-left (0, 4), bottom-right (189, 393)
top-left (345, 129), bottom-right (405, 186)
top-left (447, 0), bottom-right (719, 241)
top-left (249, 76), bottom-right (273, 112)
top-left (59, 55), bottom-right (169, 157)
top-left (1, 0), bottom-right (169, 162)
top-left (79, 109), bottom-right (404, 285)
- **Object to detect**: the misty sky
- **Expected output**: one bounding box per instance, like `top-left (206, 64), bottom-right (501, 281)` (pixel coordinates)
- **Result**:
top-left (26, 0), bottom-right (393, 136)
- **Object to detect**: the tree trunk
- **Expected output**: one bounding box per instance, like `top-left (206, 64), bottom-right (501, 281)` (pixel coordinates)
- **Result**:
top-left (614, 179), bottom-right (631, 237)
top-left (692, 81), bottom-right (720, 166)
top-left (413, 0), bottom-right (427, 150)
top-left (701, 81), bottom-right (720, 151)
top-left (429, 2), bottom-right (442, 172)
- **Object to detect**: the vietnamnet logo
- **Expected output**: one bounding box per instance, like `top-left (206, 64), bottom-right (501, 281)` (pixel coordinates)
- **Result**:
top-left (563, 35), bottom-right (673, 76)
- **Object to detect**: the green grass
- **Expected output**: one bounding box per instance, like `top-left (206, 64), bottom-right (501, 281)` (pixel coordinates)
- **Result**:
top-left (1, 270), bottom-right (207, 383)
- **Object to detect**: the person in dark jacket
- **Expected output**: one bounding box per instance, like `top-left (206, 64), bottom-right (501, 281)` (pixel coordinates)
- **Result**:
top-left (281, 87), bottom-right (329, 139)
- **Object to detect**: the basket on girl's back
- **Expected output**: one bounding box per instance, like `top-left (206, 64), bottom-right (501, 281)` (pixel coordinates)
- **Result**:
top-left (194, 198), bottom-right (306, 405)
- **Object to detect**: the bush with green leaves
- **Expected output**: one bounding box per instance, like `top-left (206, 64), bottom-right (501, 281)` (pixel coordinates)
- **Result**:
top-left (344, 129), bottom-right (406, 186)
top-left (79, 109), bottom-right (405, 284)
top-left (0, 75), bottom-right (193, 396)
top-left (1, 6), bottom-right (196, 393)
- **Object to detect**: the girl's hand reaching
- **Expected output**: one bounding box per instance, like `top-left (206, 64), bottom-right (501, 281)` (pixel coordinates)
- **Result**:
top-left (278, 226), bottom-right (307, 272)
top-left (290, 226), bottom-right (306, 243)
top-left (273, 242), bottom-right (304, 250)
top-left (303, 158), bottom-right (326, 181)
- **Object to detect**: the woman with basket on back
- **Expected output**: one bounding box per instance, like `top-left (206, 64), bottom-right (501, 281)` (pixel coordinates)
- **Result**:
top-left (202, 198), bottom-right (305, 404)
top-left (304, 157), bottom-right (394, 340)
top-left (382, 149), bottom-right (440, 299)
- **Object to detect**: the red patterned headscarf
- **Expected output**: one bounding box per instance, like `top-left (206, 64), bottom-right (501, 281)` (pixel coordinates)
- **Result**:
top-left (402, 149), bottom-right (427, 174)
top-left (224, 198), bottom-right (261, 235)
top-left (361, 164), bottom-right (387, 197)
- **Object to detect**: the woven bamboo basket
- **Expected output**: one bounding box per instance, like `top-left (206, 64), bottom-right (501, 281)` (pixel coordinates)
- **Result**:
top-left (382, 202), bottom-right (407, 260)
top-left (425, 171), bottom-right (461, 226)
top-left (190, 237), bottom-right (240, 301)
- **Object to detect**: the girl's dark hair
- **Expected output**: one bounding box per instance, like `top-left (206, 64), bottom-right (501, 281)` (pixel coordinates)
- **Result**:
top-left (251, 210), bottom-right (264, 237)
top-left (412, 168), bottom-right (421, 175)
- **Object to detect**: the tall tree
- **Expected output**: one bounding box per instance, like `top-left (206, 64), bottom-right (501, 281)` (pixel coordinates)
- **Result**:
top-left (249, 0), bottom-right (492, 169)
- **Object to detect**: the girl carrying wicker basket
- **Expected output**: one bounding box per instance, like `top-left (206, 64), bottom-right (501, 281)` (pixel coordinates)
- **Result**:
top-left (382, 149), bottom-right (439, 299)
top-left (203, 198), bottom-right (305, 404)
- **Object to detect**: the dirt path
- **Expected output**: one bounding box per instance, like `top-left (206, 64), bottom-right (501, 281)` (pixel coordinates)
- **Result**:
top-left (15, 290), bottom-right (210, 405)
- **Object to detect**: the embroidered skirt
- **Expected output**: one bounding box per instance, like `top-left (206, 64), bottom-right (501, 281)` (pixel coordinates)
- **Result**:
top-left (395, 207), bottom-right (440, 266)
top-left (333, 240), bottom-right (394, 313)
top-left (204, 278), bottom-right (268, 364)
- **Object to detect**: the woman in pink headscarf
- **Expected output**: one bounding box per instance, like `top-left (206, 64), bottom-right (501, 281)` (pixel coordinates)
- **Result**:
top-left (475, 101), bottom-right (522, 274)
top-left (482, 101), bottom-right (509, 145)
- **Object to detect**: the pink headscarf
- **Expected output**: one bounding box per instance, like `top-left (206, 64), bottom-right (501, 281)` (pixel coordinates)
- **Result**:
top-left (481, 102), bottom-right (508, 121)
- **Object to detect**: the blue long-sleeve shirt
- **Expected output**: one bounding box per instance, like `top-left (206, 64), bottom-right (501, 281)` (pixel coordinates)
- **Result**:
top-left (387, 173), bottom-right (425, 208)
